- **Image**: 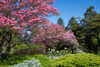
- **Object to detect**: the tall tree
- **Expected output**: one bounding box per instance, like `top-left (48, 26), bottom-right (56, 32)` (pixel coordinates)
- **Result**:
top-left (65, 6), bottom-right (100, 54)
top-left (66, 17), bottom-right (80, 30)
top-left (0, 0), bottom-right (59, 59)
top-left (66, 17), bottom-right (82, 44)
top-left (57, 17), bottom-right (64, 28)
top-left (81, 6), bottom-right (100, 54)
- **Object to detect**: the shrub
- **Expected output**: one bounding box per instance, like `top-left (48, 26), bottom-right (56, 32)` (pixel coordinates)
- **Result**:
top-left (0, 55), bottom-right (34, 66)
top-left (14, 45), bottom-right (44, 55)
top-left (12, 58), bottom-right (42, 67)
top-left (50, 53), bottom-right (100, 67)
top-left (48, 49), bottom-right (69, 58)
top-left (10, 44), bottom-right (27, 54)
top-left (74, 49), bottom-right (85, 53)
top-left (0, 54), bottom-right (50, 67)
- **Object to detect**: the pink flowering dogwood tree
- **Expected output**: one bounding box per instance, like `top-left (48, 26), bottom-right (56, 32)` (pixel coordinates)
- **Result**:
top-left (31, 22), bottom-right (65, 45)
top-left (31, 23), bottom-right (79, 51)
top-left (0, 0), bottom-right (59, 59)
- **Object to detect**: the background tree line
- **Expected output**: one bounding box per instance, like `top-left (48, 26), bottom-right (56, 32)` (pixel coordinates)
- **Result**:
top-left (57, 6), bottom-right (100, 54)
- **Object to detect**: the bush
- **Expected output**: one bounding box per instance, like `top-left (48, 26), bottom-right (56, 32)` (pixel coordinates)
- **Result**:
top-left (48, 49), bottom-right (70, 59)
top-left (0, 55), bottom-right (34, 66)
top-left (0, 54), bottom-right (50, 67)
top-left (50, 53), bottom-right (100, 67)
top-left (12, 58), bottom-right (42, 67)
top-left (14, 45), bottom-right (44, 55)
top-left (10, 44), bottom-right (27, 54)
top-left (74, 49), bottom-right (85, 53)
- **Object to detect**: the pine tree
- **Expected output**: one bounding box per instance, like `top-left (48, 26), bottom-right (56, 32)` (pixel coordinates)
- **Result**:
top-left (81, 6), bottom-right (100, 54)
top-left (57, 17), bottom-right (64, 28)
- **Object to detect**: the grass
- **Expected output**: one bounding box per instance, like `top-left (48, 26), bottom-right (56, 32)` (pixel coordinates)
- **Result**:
top-left (32, 54), bottom-right (50, 67)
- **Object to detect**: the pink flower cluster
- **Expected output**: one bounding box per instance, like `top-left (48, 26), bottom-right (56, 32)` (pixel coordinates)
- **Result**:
top-left (59, 30), bottom-right (79, 47)
top-left (0, 14), bottom-right (18, 27)
top-left (0, 0), bottom-right (59, 31)
top-left (31, 23), bottom-right (79, 47)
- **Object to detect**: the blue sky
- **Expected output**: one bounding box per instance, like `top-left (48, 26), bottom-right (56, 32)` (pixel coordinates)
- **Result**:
top-left (48, 0), bottom-right (100, 26)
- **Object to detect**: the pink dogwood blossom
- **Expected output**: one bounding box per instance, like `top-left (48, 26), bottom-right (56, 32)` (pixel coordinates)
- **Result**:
top-left (31, 23), bottom-right (79, 48)
top-left (0, 0), bottom-right (60, 58)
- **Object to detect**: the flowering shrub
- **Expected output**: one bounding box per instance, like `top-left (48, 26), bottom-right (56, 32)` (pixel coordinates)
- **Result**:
top-left (75, 49), bottom-right (85, 53)
top-left (50, 53), bottom-right (100, 67)
top-left (48, 49), bottom-right (69, 59)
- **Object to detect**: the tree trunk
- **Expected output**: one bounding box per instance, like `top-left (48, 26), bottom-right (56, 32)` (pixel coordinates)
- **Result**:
top-left (0, 32), bottom-right (12, 59)
top-left (72, 49), bottom-right (74, 54)
top-left (5, 32), bottom-right (12, 59)
top-left (0, 32), bottom-right (6, 58)
top-left (94, 50), bottom-right (98, 55)
top-left (0, 43), bottom-right (3, 56)
top-left (93, 45), bottom-right (98, 55)
top-left (89, 49), bottom-right (92, 53)
top-left (71, 46), bottom-right (74, 54)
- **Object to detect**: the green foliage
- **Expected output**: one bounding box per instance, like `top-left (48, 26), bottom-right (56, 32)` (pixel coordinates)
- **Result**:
top-left (0, 55), bottom-right (34, 66)
top-left (50, 53), bottom-right (100, 67)
top-left (66, 17), bottom-right (79, 31)
top-left (50, 50), bottom-right (66, 57)
top-left (2, 44), bottom-right (28, 56)
top-left (10, 44), bottom-right (27, 54)
top-left (49, 49), bottom-right (70, 57)
top-left (91, 37), bottom-right (98, 45)
top-left (47, 49), bottom-right (71, 59)
top-left (80, 6), bottom-right (100, 54)
top-left (0, 54), bottom-right (50, 67)
top-left (65, 17), bottom-right (81, 45)
top-left (74, 49), bottom-right (85, 53)
top-left (98, 33), bottom-right (100, 39)
top-left (12, 58), bottom-right (42, 67)
top-left (14, 44), bottom-right (44, 55)
top-left (33, 55), bottom-right (50, 67)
